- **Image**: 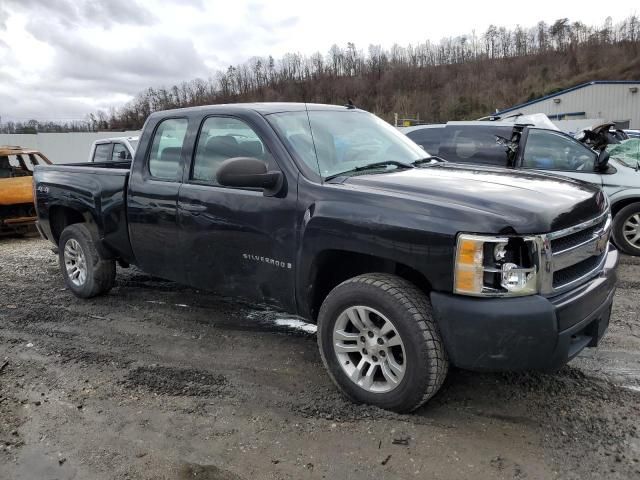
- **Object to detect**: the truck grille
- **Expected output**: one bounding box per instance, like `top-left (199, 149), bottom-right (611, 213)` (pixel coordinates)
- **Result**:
top-left (542, 210), bottom-right (611, 295)
top-left (552, 254), bottom-right (604, 288)
top-left (549, 217), bottom-right (607, 253)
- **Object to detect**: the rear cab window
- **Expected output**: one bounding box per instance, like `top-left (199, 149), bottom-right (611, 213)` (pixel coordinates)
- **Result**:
top-left (93, 143), bottom-right (112, 162)
top-left (112, 143), bottom-right (131, 161)
top-left (439, 125), bottom-right (512, 166)
top-left (148, 118), bottom-right (189, 181)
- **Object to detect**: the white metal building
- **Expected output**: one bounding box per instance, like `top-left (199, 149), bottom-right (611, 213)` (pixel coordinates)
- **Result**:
top-left (0, 130), bottom-right (140, 164)
top-left (496, 81), bottom-right (640, 130)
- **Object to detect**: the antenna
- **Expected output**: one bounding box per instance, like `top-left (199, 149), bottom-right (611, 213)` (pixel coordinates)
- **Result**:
top-left (304, 102), bottom-right (323, 182)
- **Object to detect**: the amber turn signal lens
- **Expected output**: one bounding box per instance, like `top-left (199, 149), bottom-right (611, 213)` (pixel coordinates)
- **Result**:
top-left (454, 267), bottom-right (482, 293)
top-left (457, 238), bottom-right (483, 266)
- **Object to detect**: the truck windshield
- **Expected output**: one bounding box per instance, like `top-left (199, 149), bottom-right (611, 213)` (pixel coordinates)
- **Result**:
top-left (267, 110), bottom-right (427, 179)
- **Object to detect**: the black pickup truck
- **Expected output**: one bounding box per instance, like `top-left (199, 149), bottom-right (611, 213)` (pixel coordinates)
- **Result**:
top-left (34, 103), bottom-right (618, 412)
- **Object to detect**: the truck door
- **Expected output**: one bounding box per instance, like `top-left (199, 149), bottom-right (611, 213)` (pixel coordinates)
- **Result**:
top-left (519, 128), bottom-right (603, 186)
top-left (127, 117), bottom-right (189, 282)
top-left (177, 115), bottom-right (297, 311)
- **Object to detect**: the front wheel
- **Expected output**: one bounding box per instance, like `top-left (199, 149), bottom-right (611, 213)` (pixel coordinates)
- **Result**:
top-left (612, 203), bottom-right (640, 256)
top-left (58, 224), bottom-right (116, 298)
top-left (317, 273), bottom-right (448, 413)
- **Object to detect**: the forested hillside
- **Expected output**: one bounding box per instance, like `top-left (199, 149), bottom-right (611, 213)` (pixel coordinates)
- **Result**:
top-left (4, 16), bottom-right (640, 132)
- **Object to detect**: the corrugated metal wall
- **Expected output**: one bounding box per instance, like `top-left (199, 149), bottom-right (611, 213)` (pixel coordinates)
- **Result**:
top-left (508, 84), bottom-right (640, 128)
top-left (0, 131), bottom-right (140, 164)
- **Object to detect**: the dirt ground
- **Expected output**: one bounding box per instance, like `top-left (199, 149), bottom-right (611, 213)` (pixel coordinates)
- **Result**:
top-left (0, 236), bottom-right (638, 480)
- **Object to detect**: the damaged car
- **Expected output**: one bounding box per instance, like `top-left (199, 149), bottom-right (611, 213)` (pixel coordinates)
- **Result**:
top-left (0, 146), bottom-right (52, 235)
top-left (404, 121), bottom-right (640, 255)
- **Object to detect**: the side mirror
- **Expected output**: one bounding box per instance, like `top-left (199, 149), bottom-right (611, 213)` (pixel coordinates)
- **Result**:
top-left (595, 150), bottom-right (610, 171)
top-left (216, 157), bottom-right (283, 194)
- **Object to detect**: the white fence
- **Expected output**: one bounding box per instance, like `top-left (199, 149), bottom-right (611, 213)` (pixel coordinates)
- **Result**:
top-left (0, 131), bottom-right (140, 164)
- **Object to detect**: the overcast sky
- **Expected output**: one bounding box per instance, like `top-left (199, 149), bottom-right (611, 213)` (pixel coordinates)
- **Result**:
top-left (0, 0), bottom-right (636, 122)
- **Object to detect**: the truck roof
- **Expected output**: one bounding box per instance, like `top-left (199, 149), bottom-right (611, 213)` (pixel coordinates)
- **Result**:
top-left (148, 102), bottom-right (357, 118)
top-left (93, 136), bottom-right (139, 145)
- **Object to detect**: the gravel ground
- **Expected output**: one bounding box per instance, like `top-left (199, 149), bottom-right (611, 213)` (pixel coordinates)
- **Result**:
top-left (0, 236), bottom-right (638, 480)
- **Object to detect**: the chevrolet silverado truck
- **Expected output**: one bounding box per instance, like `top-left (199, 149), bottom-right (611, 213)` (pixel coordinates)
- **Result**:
top-left (33, 103), bottom-right (618, 412)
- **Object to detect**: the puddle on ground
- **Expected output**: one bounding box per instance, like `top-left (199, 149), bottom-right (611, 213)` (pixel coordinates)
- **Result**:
top-left (575, 348), bottom-right (640, 392)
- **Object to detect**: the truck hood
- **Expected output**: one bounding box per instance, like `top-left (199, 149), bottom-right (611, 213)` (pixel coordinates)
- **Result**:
top-left (341, 164), bottom-right (606, 233)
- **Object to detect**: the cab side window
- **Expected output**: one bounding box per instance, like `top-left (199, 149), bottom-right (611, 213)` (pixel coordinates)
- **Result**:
top-left (148, 118), bottom-right (188, 181)
top-left (112, 143), bottom-right (131, 161)
top-left (522, 129), bottom-right (597, 171)
top-left (191, 117), bottom-right (271, 185)
top-left (93, 143), bottom-right (112, 162)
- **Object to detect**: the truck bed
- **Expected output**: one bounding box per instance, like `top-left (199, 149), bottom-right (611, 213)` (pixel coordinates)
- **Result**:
top-left (56, 160), bottom-right (132, 170)
top-left (33, 162), bottom-right (134, 262)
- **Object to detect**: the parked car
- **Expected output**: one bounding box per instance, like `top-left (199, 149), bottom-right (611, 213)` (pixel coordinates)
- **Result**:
top-left (403, 121), bottom-right (640, 255)
top-left (34, 103), bottom-right (617, 412)
top-left (88, 136), bottom-right (138, 162)
top-left (0, 145), bottom-right (52, 235)
top-left (574, 122), bottom-right (629, 150)
top-left (624, 129), bottom-right (640, 139)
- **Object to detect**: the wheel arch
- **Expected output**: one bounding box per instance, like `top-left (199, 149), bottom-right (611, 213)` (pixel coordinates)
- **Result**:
top-left (303, 249), bottom-right (432, 322)
top-left (611, 196), bottom-right (640, 217)
top-left (49, 205), bottom-right (98, 245)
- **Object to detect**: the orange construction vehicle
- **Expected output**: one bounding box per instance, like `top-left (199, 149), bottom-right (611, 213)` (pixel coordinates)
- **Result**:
top-left (0, 146), bottom-right (52, 235)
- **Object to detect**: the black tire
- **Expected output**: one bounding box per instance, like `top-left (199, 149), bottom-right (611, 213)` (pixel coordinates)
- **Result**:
top-left (612, 203), bottom-right (640, 256)
top-left (58, 224), bottom-right (116, 298)
top-left (317, 273), bottom-right (448, 413)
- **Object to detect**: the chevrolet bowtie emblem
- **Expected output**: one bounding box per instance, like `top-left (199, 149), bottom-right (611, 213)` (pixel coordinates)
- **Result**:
top-left (595, 231), bottom-right (608, 254)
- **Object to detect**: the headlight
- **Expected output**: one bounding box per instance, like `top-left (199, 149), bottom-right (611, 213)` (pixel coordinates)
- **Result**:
top-left (454, 234), bottom-right (538, 297)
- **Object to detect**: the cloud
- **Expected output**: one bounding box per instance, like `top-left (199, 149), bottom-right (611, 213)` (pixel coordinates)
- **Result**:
top-left (4, 0), bottom-right (156, 29)
top-left (1, 0), bottom-right (634, 123)
top-left (28, 21), bottom-right (208, 89)
top-left (0, 0), bottom-right (306, 121)
top-left (0, 7), bottom-right (7, 30)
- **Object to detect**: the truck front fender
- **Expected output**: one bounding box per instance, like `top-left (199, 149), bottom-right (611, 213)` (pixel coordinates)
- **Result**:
top-left (296, 200), bottom-right (455, 319)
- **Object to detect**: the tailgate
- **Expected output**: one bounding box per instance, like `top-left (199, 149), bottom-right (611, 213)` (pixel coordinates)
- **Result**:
top-left (0, 177), bottom-right (34, 206)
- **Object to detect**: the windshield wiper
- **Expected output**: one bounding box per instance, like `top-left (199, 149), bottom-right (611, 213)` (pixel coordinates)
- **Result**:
top-left (324, 160), bottom-right (414, 181)
top-left (412, 156), bottom-right (446, 166)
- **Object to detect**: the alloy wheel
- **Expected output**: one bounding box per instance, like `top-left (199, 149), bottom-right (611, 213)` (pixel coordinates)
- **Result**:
top-left (623, 213), bottom-right (640, 248)
top-left (64, 239), bottom-right (88, 286)
top-left (332, 306), bottom-right (406, 393)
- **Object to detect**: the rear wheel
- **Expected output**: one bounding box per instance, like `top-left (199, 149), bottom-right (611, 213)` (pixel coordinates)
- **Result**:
top-left (58, 224), bottom-right (116, 298)
top-left (317, 273), bottom-right (448, 412)
top-left (613, 203), bottom-right (640, 256)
